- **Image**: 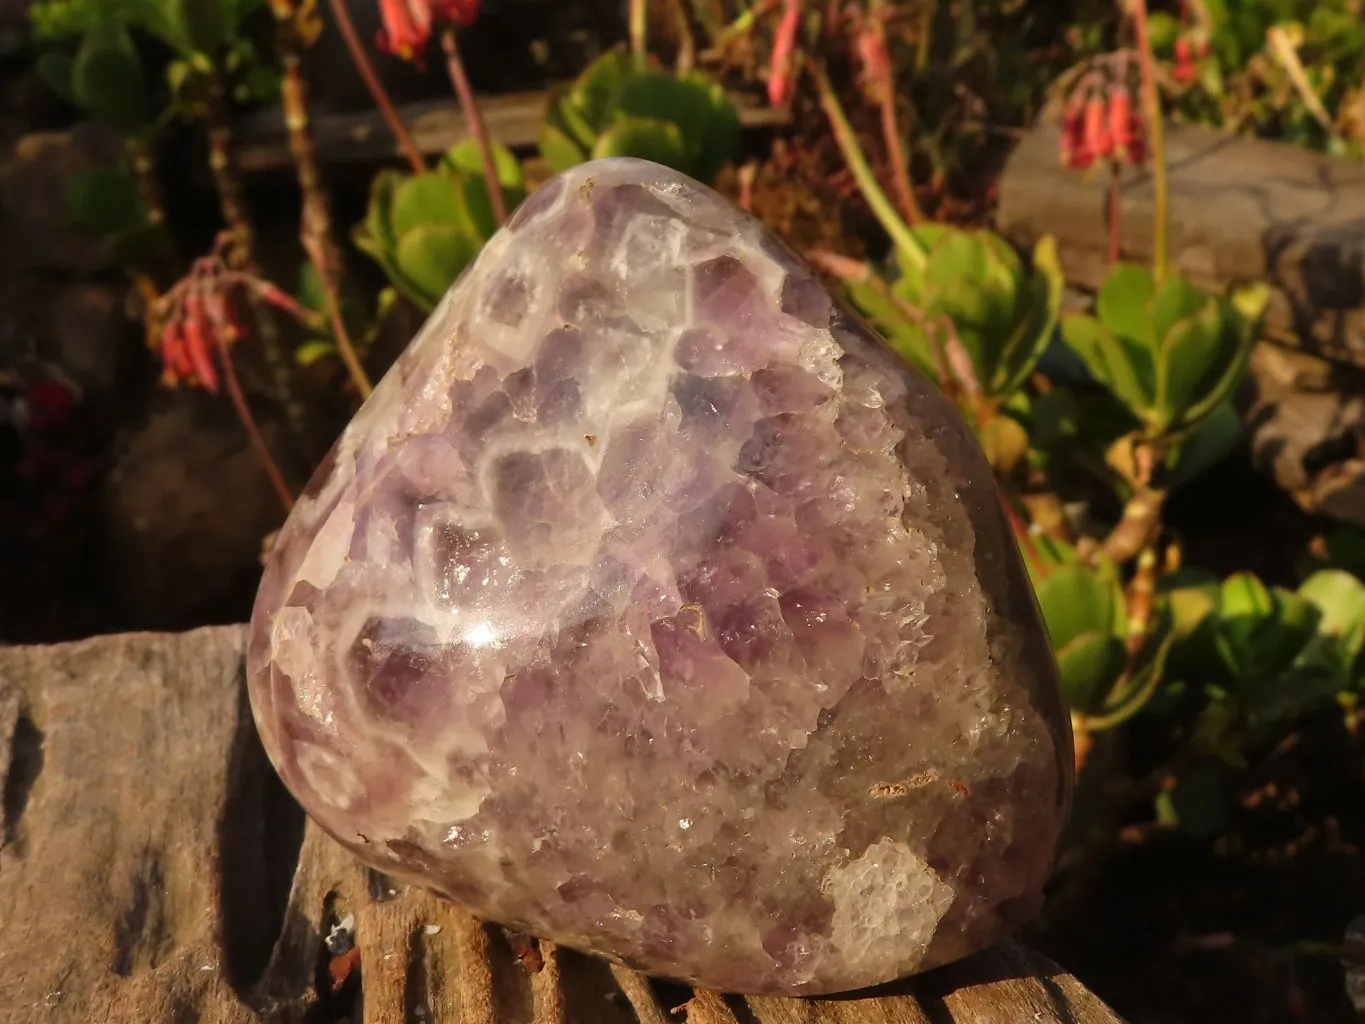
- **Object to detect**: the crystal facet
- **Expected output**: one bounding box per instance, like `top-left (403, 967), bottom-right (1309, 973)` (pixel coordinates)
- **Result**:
top-left (247, 158), bottom-right (1073, 996)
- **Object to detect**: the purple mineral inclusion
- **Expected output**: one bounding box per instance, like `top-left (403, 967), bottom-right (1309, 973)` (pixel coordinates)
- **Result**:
top-left (247, 158), bottom-right (1073, 996)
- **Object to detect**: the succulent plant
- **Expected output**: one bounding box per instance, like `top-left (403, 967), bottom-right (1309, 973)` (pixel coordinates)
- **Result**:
top-left (845, 228), bottom-right (1065, 405)
top-left (1060, 263), bottom-right (1270, 439)
top-left (354, 140), bottom-right (526, 313)
top-left (540, 50), bottom-right (740, 184)
top-left (1031, 547), bottom-right (1173, 721)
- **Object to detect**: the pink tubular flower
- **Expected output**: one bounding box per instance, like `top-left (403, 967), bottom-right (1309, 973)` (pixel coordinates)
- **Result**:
top-left (376, 0), bottom-right (479, 65)
top-left (767, 0), bottom-right (802, 108)
top-left (433, 0), bottom-right (479, 28)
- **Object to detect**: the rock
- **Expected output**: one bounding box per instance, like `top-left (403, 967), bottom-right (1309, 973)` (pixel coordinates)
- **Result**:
top-left (1246, 345), bottom-right (1365, 529)
top-left (0, 122), bottom-right (125, 277)
top-left (247, 158), bottom-right (1073, 996)
top-left (0, 277), bottom-right (138, 400)
top-left (104, 395), bottom-right (290, 632)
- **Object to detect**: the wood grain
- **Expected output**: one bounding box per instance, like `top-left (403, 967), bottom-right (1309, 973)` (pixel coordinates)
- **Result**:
top-left (0, 627), bottom-right (1125, 1023)
top-left (232, 88), bottom-right (789, 173)
top-left (997, 120), bottom-right (1365, 369)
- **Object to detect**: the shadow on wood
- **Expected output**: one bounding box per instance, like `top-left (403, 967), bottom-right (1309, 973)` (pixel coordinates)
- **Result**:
top-left (0, 627), bottom-right (1125, 1023)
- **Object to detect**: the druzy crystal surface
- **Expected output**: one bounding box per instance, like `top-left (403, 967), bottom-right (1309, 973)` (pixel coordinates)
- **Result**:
top-left (247, 158), bottom-right (1073, 996)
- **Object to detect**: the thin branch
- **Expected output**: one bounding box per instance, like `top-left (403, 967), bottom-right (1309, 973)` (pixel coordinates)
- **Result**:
top-left (441, 25), bottom-right (506, 226)
top-left (814, 63), bottom-right (927, 270)
top-left (1130, 0), bottom-right (1169, 281)
top-left (214, 325), bottom-right (295, 513)
top-left (202, 71), bottom-right (305, 443)
top-left (328, 0), bottom-right (426, 173)
top-left (630, 0), bottom-right (649, 70)
top-left (304, 232), bottom-right (373, 397)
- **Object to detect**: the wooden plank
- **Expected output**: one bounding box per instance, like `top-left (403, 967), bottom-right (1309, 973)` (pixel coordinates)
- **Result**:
top-left (996, 120), bottom-right (1365, 369)
top-left (233, 88), bottom-right (789, 173)
top-left (0, 628), bottom-right (1125, 1023)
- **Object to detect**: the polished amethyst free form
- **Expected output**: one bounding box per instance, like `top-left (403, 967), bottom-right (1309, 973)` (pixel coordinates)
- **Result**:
top-left (247, 158), bottom-right (1073, 996)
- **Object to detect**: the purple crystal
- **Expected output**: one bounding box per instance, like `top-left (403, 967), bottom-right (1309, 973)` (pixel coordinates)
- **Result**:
top-left (247, 158), bottom-right (1072, 996)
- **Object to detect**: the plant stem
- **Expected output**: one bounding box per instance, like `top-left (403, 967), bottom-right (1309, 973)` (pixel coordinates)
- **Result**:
top-left (669, 0), bottom-right (696, 72)
top-left (1102, 486), bottom-right (1166, 563)
top-left (1130, 0), bottom-right (1168, 282)
top-left (630, 0), bottom-right (649, 70)
top-left (269, 0), bottom-right (372, 399)
top-left (126, 136), bottom-right (171, 241)
top-left (1107, 163), bottom-right (1121, 264)
top-left (203, 74), bottom-right (255, 266)
top-left (869, 0), bottom-right (923, 225)
top-left (215, 320), bottom-right (295, 513)
top-left (814, 63), bottom-right (926, 271)
top-left (202, 71), bottom-right (305, 445)
top-left (328, 0), bottom-right (426, 174)
top-left (441, 24), bottom-right (506, 226)
top-left (303, 233), bottom-right (372, 398)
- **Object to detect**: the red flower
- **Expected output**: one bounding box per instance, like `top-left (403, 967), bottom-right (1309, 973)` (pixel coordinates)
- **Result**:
top-left (1083, 95), bottom-right (1112, 160)
top-left (433, 0), bottom-right (478, 28)
top-left (767, 0), bottom-right (802, 108)
top-left (1172, 37), bottom-right (1198, 84)
top-left (376, 0), bottom-right (479, 64)
top-left (1108, 87), bottom-right (1145, 165)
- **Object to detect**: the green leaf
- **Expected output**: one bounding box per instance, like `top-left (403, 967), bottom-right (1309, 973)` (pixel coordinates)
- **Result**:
top-left (540, 119), bottom-right (590, 172)
top-left (1298, 569), bottom-right (1365, 667)
top-left (1060, 314), bottom-right (1154, 416)
top-left (990, 234), bottom-right (1064, 398)
top-left (66, 166), bottom-right (148, 236)
top-left (1167, 400), bottom-right (1241, 486)
top-left (979, 411), bottom-right (1029, 474)
top-left (1157, 300), bottom-right (1233, 429)
top-left (35, 51), bottom-right (75, 101)
top-left (180, 0), bottom-right (225, 53)
top-left (1096, 262), bottom-right (1155, 345)
top-left (295, 339), bottom-right (338, 366)
top-left (390, 172), bottom-right (465, 237)
top-left (441, 141), bottom-right (527, 241)
top-left (1036, 561), bottom-right (1127, 650)
top-left (394, 223), bottom-right (479, 311)
top-left (568, 49), bottom-right (628, 134)
top-left (845, 279), bottom-right (940, 383)
top-left (441, 139), bottom-right (525, 191)
top-left (591, 117), bottom-right (689, 169)
top-left (71, 27), bottom-right (149, 132)
top-left (1151, 273), bottom-right (1209, 342)
top-left (1056, 631), bottom-right (1128, 714)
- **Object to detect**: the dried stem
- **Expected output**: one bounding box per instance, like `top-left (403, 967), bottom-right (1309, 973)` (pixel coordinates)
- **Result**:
top-left (203, 74), bottom-right (255, 265)
top-left (269, 0), bottom-right (372, 399)
top-left (214, 322), bottom-right (295, 513)
top-left (669, 0), bottom-right (696, 72)
top-left (328, 0), bottom-right (426, 173)
top-left (126, 136), bottom-right (170, 238)
top-left (1130, 0), bottom-right (1168, 281)
top-left (630, 0), bottom-right (649, 70)
top-left (201, 71), bottom-right (305, 444)
top-left (440, 25), bottom-right (506, 226)
top-left (304, 232), bottom-right (372, 397)
top-left (814, 63), bottom-right (926, 271)
top-left (1102, 486), bottom-right (1166, 564)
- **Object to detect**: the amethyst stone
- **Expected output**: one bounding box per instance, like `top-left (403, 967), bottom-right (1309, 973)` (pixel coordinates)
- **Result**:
top-left (247, 158), bottom-right (1072, 996)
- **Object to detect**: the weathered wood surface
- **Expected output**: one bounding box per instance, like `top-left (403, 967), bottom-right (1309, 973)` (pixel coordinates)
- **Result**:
top-left (0, 627), bottom-right (1126, 1023)
top-left (233, 89), bottom-right (788, 173)
top-left (997, 120), bottom-right (1365, 369)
